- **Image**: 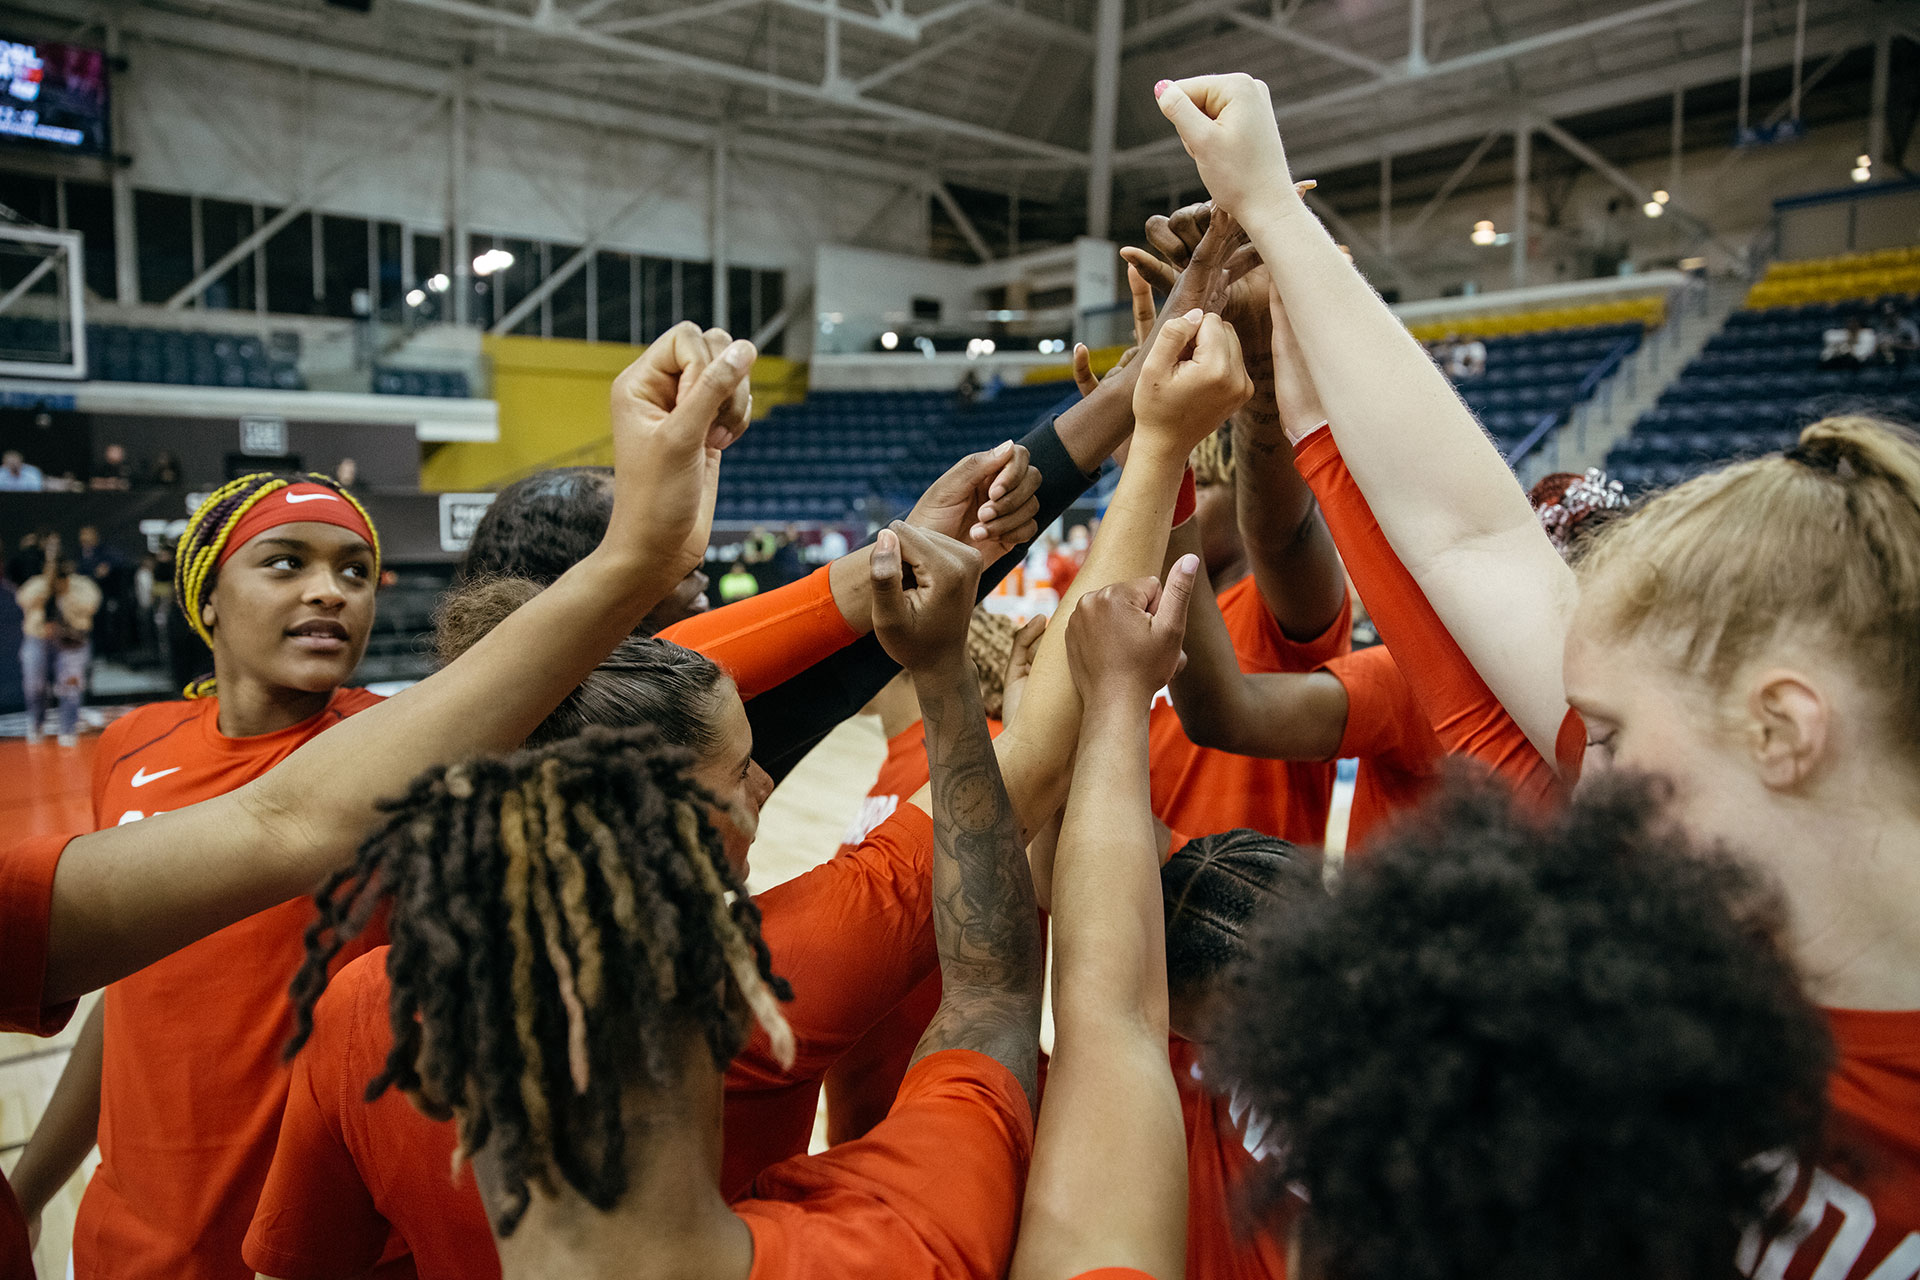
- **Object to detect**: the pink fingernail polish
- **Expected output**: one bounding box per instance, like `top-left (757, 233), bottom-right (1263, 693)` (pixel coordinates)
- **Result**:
top-left (1154, 79), bottom-right (1171, 98)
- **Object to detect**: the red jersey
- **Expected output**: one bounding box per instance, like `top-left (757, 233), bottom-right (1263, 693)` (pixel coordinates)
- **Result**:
top-left (246, 806), bottom-right (941, 1279)
top-left (740, 1049), bottom-right (1033, 1280)
top-left (1319, 645), bottom-right (1442, 854)
top-left (1739, 1008), bottom-right (1920, 1280)
top-left (75, 688), bottom-right (386, 1280)
top-left (0, 833), bottom-right (80, 1278)
top-left (840, 721), bottom-right (930, 851)
top-left (1171, 1038), bottom-right (1291, 1280)
top-left (1148, 576), bottom-right (1351, 843)
top-left (1293, 427), bottom-right (1583, 802)
top-left (658, 564), bottom-right (858, 701)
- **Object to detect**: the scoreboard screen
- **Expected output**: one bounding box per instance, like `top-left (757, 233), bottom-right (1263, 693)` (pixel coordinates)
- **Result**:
top-left (0, 38), bottom-right (108, 156)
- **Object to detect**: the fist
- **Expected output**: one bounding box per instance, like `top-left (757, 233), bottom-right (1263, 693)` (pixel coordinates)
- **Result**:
top-left (1153, 74), bottom-right (1298, 219)
top-left (907, 441), bottom-right (1043, 566)
top-left (1132, 308), bottom-right (1255, 455)
top-left (870, 521), bottom-right (985, 674)
top-left (1066, 555), bottom-right (1200, 703)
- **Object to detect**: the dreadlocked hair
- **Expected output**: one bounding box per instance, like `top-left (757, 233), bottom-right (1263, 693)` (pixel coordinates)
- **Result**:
top-left (1162, 829), bottom-right (1320, 1004)
top-left (964, 607), bottom-right (1018, 721)
top-left (284, 726), bottom-right (794, 1236)
top-left (1190, 425), bottom-right (1234, 487)
top-left (173, 471), bottom-right (380, 698)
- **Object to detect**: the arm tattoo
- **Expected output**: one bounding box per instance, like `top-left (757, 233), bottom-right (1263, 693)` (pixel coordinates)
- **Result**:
top-left (911, 668), bottom-right (1045, 1107)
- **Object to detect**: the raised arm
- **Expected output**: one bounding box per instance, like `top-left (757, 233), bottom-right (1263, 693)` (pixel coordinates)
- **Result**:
top-left (1166, 520), bottom-right (1350, 761)
top-left (988, 301), bottom-right (1254, 863)
top-left (869, 521), bottom-right (1045, 1108)
top-left (42, 324), bottom-right (757, 1002)
top-left (1127, 201), bottom-right (1346, 642)
top-left (1013, 564), bottom-right (1198, 1280)
top-left (1155, 75), bottom-right (1576, 763)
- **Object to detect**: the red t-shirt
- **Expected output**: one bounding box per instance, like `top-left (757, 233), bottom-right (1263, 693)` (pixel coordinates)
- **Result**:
top-left (1148, 577), bottom-right (1352, 843)
top-left (1171, 1038), bottom-right (1291, 1280)
top-left (1292, 427), bottom-right (1583, 801)
top-left (658, 565), bottom-right (858, 701)
top-left (245, 806), bottom-right (941, 1279)
top-left (75, 689), bottom-right (386, 1280)
top-left (1319, 645), bottom-right (1442, 854)
top-left (0, 833), bottom-right (81, 1279)
top-left (1739, 1008), bottom-right (1920, 1279)
top-left (740, 1049), bottom-right (1033, 1280)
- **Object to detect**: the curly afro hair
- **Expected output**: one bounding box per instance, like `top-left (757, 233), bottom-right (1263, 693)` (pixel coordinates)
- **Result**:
top-left (1206, 771), bottom-right (1832, 1280)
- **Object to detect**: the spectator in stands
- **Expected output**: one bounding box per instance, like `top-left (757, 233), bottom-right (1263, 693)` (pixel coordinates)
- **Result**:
top-left (90, 443), bottom-right (134, 491)
top-left (147, 450), bottom-right (183, 487)
top-left (766, 524), bottom-right (805, 586)
top-left (1820, 315), bottom-right (1878, 370)
top-left (0, 448), bottom-right (44, 491)
top-left (1877, 300), bottom-right (1919, 370)
top-left (1445, 332), bottom-right (1486, 379)
top-left (334, 457), bottom-right (360, 490)
top-left (6, 529), bottom-right (48, 587)
top-left (16, 533), bottom-right (101, 747)
top-left (76, 526), bottom-right (131, 656)
top-left (718, 559), bottom-right (760, 603)
top-left (955, 367), bottom-right (983, 407)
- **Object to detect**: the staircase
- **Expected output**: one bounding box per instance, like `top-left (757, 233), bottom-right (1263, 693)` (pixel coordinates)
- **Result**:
top-left (1524, 277), bottom-right (1747, 478)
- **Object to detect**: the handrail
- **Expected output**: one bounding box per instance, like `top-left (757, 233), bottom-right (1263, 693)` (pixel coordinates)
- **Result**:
top-left (1504, 334), bottom-right (1639, 468)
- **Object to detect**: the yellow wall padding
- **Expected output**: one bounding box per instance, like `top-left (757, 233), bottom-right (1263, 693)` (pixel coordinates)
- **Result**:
top-left (420, 335), bottom-right (806, 493)
top-left (1747, 245), bottom-right (1920, 309)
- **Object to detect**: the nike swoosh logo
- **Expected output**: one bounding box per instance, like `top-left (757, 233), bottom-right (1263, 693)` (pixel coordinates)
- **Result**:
top-left (284, 492), bottom-right (340, 504)
top-left (130, 766), bottom-right (181, 788)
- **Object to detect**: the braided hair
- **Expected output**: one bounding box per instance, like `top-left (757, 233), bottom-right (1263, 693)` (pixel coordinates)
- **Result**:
top-left (1190, 424), bottom-right (1234, 487)
top-left (286, 727), bottom-right (794, 1236)
top-left (964, 607), bottom-right (1018, 721)
top-left (174, 471), bottom-right (380, 698)
top-left (1162, 829), bottom-right (1321, 1005)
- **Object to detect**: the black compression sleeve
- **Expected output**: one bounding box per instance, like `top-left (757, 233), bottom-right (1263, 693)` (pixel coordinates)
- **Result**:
top-left (746, 398), bottom-right (1098, 783)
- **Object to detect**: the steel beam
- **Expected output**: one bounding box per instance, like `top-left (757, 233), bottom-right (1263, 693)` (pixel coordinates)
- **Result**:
top-left (451, 75), bottom-right (471, 326)
top-left (1117, 0), bottom-right (1718, 167)
top-left (1399, 129), bottom-right (1501, 244)
top-left (1870, 25), bottom-right (1890, 164)
top-left (932, 183), bottom-right (995, 262)
top-left (1123, 0), bottom-right (1251, 51)
top-left (1304, 192), bottom-right (1406, 286)
top-left (1408, 0), bottom-right (1427, 72)
top-left (381, 0), bottom-right (1088, 164)
top-left (1087, 0), bottom-right (1124, 239)
top-left (593, 0), bottom-right (764, 36)
top-left (1511, 120), bottom-right (1529, 288)
top-left (712, 138), bottom-right (731, 327)
top-left (1224, 10), bottom-right (1391, 78)
top-left (105, 23), bottom-right (137, 305)
top-left (1119, 10), bottom-right (1868, 174)
top-left (488, 181), bottom-right (680, 335)
top-left (163, 88), bottom-right (453, 309)
top-left (855, 24), bottom-right (980, 91)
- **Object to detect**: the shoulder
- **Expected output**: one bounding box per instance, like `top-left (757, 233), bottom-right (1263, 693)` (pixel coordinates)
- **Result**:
top-left (333, 687), bottom-right (388, 718)
top-left (309, 949), bottom-right (393, 1076)
top-left (97, 699), bottom-right (200, 759)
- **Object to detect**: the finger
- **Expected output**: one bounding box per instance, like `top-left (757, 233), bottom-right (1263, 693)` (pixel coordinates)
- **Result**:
top-left (1167, 203), bottom-right (1207, 255)
top-left (666, 339), bottom-right (756, 445)
top-left (1120, 246), bottom-right (1179, 297)
top-left (1072, 345), bottom-right (1099, 399)
top-left (1222, 243), bottom-right (1263, 287)
top-left (1145, 308), bottom-right (1204, 379)
top-left (1114, 344), bottom-right (1140, 371)
top-left (1294, 179), bottom-right (1317, 196)
top-left (1128, 264), bottom-right (1157, 346)
top-left (1010, 613), bottom-right (1048, 663)
top-left (980, 467), bottom-right (1042, 537)
top-left (1143, 216), bottom-right (1189, 269)
top-left (983, 441), bottom-right (1025, 502)
top-left (1154, 553), bottom-right (1200, 640)
top-left (870, 526), bottom-right (903, 602)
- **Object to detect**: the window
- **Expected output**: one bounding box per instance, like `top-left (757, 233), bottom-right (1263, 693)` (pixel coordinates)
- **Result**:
top-left (681, 261), bottom-right (714, 330)
top-left (263, 209), bottom-right (314, 316)
top-left (63, 180), bottom-right (115, 301)
top-left (0, 171), bottom-right (56, 228)
top-left (375, 221), bottom-right (404, 319)
top-left (593, 250), bottom-right (632, 344)
top-left (758, 268), bottom-right (786, 355)
top-left (495, 236), bottom-right (541, 333)
top-left (318, 214), bottom-right (370, 318)
top-left (135, 189), bottom-right (194, 305)
top-left (640, 256), bottom-right (674, 340)
top-left (549, 243), bottom-right (588, 340)
top-left (728, 265), bottom-right (754, 341)
top-left (199, 198), bottom-right (257, 312)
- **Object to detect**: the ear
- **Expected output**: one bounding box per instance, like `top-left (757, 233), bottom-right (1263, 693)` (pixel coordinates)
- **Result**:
top-left (199, 594), bottom-right (217, 633)
top-left (1744, 668), bottom-right (1829, 791)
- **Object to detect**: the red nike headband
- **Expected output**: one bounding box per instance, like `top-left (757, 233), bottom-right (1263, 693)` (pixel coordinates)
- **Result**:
top-left (217, 482), bottom-right (379, 568)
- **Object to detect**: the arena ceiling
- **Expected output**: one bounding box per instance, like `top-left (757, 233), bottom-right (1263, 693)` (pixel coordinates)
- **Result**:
top-left (15, 0), bottom-right (1906, 230)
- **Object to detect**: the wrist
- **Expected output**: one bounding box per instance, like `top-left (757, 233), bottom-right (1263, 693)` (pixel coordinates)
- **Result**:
top-left (910, 651), bottom-right (976, 693)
